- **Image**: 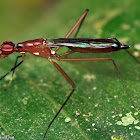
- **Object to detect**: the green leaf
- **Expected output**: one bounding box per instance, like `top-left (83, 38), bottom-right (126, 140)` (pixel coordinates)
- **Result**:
top-left (0, 0), bottom-right (140, 140)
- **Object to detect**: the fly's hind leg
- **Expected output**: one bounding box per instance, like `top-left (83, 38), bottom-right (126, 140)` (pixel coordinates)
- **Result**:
top-left (55, 9), bottom-right (89, 53)
top-left (56, 57), bottom-right (139, 113)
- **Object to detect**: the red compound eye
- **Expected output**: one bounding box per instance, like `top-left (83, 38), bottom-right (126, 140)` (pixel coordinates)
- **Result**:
top-left (1, 41), bottom-right (15, 55)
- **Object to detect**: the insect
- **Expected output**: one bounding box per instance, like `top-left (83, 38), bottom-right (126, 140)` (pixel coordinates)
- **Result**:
top-left (0, 9), bottom-right (139, 140)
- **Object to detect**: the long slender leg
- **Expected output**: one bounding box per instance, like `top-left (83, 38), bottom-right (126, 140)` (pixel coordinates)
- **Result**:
top-left (52, 61), bottom-right (75, 88)
top-left (54, 9), bottom-right (89, 52)
top-left (5, 55), bottom-right (22, 89)
top-left (64, 9), bottom-right (89, 38)
top-left (43, 60), bottom-right (76, 140)
top-left (125, 50), bottom-right (140, 64)
top-left (0, 54), bottom-right (25, 82)
top-left (108, 37), bottom-right (121, 45)
top-left (56, 57), bottom-right (139, 113)
top-left (74, 10), bottom-right (88, 38)
top-left (58, 50), bottom-right (74, 58)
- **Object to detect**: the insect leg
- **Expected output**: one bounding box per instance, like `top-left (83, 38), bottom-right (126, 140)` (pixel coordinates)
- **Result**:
top-left (54, 9), bottom-right (89, 52)
top-left (65, 9), bottom-right (89, 38)
top-left (0, 54), bottom-right (25, 82)
top-left (5, 55), bottom-right (22, 89)
top-left (73, 11), bottom-right (89, 38)
top-left (125, 49), bottom-right (140, 64)
top-left (43, 60), bottom-right (76, 139)
top-left (108, 37), bottom-right (121, 45)
top-left (57, 57), bottom-right (139, 113)
top-left (58, 50), bottom-right (74, 58)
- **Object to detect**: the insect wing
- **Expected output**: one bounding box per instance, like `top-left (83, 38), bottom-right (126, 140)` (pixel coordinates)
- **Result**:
top-left (46, 38), bottom-right (115, 48)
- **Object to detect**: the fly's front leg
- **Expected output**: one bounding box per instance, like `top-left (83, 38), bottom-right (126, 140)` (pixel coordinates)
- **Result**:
top-left (0, 53), bottom-right (25, 89)
top-left (6, 55), bottom-right (22, 89)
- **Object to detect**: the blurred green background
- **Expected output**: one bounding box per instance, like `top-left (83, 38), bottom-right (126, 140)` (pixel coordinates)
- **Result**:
top-left (0, 0), bottom-right (140, 140)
